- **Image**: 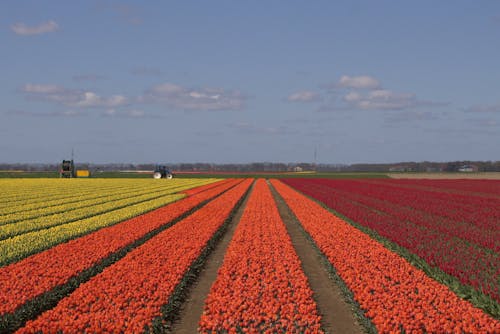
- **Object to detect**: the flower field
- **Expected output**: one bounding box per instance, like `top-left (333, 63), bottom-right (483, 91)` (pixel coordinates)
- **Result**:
top-left (272, 179), bottom-right (500, 333)
top-left (199, 179), bottom-right (322, 333)
top-left (17, 179), bottom-right (253, 333)
top-left (0, 177), bottom-right (498, 333)
top-left (281, 178), bottom-right (500, 311)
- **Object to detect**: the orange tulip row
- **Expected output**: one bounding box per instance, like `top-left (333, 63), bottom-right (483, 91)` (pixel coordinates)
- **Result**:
top-left (182, 178), bottom-right (235, 196)
top-left (271, 179), bottom-right (500, 334)
top-left (198, 179), bottom-right (323, 333)
top-left (0, 179), bottom-right (240, 316)
top-left (17, 178), bottom-right (252, 333)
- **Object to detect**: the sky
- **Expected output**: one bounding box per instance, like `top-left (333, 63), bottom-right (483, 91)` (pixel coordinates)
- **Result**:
top-left (1, 1), bottom-right (499, 164)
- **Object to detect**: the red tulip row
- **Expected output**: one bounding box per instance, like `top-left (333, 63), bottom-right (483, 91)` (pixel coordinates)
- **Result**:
top-left (290, 179), bottom-right (500, 252)
top-left (271, 179), bottom-right (500, 333)
top-left (282, 178), bottom-right (500, 303)
top-left (17, 179), bottom-right (252, 333)
top-left (375, 178), bottom-right (500, 197)
top-left (293, 178), bottom-right (500, 231)
top-left (199, 179), bottom-right (323, 333)
top-left (0, 178), bottom-right (240, 315)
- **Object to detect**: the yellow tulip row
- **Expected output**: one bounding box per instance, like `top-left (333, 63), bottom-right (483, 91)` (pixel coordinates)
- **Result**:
top-left (0, 179), bottom-right (125, 204)
top-left (0, 181), bottom-right (210, 240)
top-left (0, 183), bottom-right (144, 213)
top-left (0, 179), bottom-right (173, 208)
top-left (0, 180), bottom-right (205, 225)
top-left (0, 193), bottom-right (184, 266)
top-left (0, 178), bottom-right (219, 266)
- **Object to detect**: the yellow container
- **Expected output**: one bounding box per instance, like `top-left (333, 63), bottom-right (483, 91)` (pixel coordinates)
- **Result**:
top-left (76, 170), bottom-right (90, 177)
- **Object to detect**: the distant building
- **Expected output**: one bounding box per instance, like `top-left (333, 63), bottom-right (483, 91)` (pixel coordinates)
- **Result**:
top-left (389, 165), bottom-right (413, 172)
top-left (458, 165), bottom-right (478, 172)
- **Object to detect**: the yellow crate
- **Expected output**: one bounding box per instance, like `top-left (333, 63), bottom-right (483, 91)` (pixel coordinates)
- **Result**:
top-left (76, 170), bottom-right (90, 177)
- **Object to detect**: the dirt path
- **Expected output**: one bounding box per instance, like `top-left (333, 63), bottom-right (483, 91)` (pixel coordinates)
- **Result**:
top-left (269, 182), bottom-right (364, 334)
top-left (169, 181), bottom-right (255, 333)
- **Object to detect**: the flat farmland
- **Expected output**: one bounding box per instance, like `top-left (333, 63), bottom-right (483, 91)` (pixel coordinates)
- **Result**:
top-left (0, 178), bottom-right (499, 333)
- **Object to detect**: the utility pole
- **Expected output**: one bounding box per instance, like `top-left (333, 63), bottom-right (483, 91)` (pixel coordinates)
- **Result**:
top-left (314, 146), bottom-right (317, 171)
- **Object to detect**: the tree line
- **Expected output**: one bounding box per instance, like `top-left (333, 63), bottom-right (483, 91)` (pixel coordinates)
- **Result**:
top-left (0, 161), bottom-right (499, 172)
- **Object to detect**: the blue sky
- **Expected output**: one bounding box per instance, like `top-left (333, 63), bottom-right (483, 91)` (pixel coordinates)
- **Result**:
top-left (1, 1), bottom-right (499, 164)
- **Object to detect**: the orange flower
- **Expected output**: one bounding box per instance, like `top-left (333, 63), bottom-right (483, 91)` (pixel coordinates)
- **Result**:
top-left (16, 179), bottom-right (251, 333)
top-left (198, 179), bottom-right (323, 333)
top-left (0, 179), bottom-right (239, 316)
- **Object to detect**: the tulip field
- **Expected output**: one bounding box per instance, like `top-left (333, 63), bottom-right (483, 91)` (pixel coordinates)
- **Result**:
top-left (0, 177), bottom-right (499, 333)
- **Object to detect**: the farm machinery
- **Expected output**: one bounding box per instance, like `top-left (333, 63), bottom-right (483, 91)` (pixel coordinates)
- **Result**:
top-left (59, 160), bottom-right (90, 178)
top-left (153, 165), bottom-right (174, 179)
top-left (60, 160), bottom-right (75, 178)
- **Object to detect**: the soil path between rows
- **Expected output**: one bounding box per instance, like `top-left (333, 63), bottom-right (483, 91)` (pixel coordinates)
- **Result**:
top-left (269, 181), bottom-right (364, 334)
top-left (169, 181), bottom-right (255, 333)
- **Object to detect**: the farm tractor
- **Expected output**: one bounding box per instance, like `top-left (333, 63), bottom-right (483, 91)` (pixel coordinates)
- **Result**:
top-left (60, 160), bottom-right (75, 178)
top-left (153, 165), bottom-right (174, 179)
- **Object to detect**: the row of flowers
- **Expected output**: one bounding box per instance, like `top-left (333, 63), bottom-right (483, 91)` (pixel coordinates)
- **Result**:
top-left (272, 179), bottom-right (500, 333)
top-left (181, 179), bottom-right (233, 196)
top-left (282, 178), bottom-right (500, 305)
top-left (374, 178), bottom-right (500, 197)
top-left (0, 184), bottom-right (127, 214)
top-left (1, 195), bottom-right (183, 267)
top-left (0, 180), bottom-right (204, 224)
top-left (199, 179), bottom-right (323, 333)
top-left (0, 179), bottom-right (168, 210)
top-left (0, 180), bottom-right (221, 266)
top-left (290, 179), bottom-right (500, 253)
top-left (0, 178), bottom-right (238, 316)
top-left (16, 179), bottom-right (252, 333)
top-left (305, 178), bottom-right (499, 234)
top-left (0, 180), bottom-right (208, 240)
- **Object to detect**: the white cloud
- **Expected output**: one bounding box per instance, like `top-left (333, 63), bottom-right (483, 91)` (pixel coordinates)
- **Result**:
top-left (315, 74), bottom-right (446, 112)
top-left (22, 81), bottom-right (245, 113)
top-left (21, 83), bottom-right (129, 108)
top-left (287, 90), bottom-right (321, 103)
top-left (23, 84), bottom-right (65, 94)
top-left (142, 82), bottom-right (245, 111)
top-left (337, 75), bottom-right (381, 89)
top-left (11, 20), bottom-right (59, 36)
top-left (150, 83), bottom-right (185, 95)
top-left (343, 91), bottom-right (362, 102)
top-left (71, 92), bottom-right (128, 108)
top-left (341, 89), bottom-right (417, 110)
top-left (103, 109), bottom-right (147, 118)
top-left (22, 84), bottom-right (80, 104)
